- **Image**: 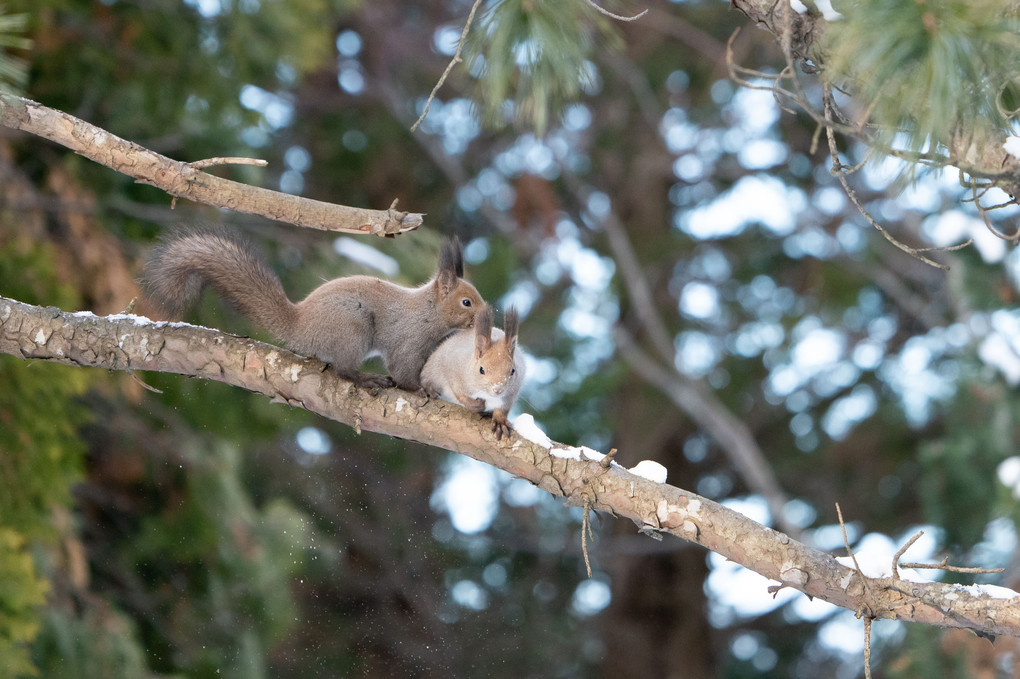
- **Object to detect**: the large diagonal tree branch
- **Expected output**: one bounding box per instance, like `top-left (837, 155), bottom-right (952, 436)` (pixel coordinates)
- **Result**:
top-left (0, 93), bottom-right (421, 236)
top-left (614, 328), bottom-right (799, 537)
top-left (3, 294), bottom-right (1020, 637)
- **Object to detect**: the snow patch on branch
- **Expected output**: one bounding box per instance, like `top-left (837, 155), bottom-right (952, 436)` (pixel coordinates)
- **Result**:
top-left (959, 583), bottom-right (1020, 600)
top-left (512, 413), bottom-right (552, 448)
top-left (90, 311), bottom-right (215, 331)
top-left (629, 460), bottom-right (668, 484)
top-left (550, 445), bottom-right (609, 462)
top-left (1004, 136), bottom-right (1020, 160)
top-left (815, 0), bottom-right (842, 20)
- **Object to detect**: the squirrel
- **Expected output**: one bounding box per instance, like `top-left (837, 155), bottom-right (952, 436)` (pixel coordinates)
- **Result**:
top-left (420, 306), bottom-right (525, 439)
top-left (140, 230), bottom-right (485, 391)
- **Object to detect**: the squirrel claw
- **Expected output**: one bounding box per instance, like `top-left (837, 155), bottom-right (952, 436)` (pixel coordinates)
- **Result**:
top-left (491, 411), bottom-right (513, 440)
top-left (492, 421), bottom-right (513, 440)
top-left (420, 383), bottom-right (443, 401)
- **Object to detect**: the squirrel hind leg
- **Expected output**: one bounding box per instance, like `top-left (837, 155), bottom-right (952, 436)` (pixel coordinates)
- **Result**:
top-left (337, 369), bottom-right (395, 390)
top-left (419, 380), bottom-right (442, 401)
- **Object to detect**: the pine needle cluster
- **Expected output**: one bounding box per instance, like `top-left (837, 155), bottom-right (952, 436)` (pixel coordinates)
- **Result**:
top-left (464, 0), bottom-right (623, 133)
top-left (822, 0), bottom-right (1020, 159)
top-left (0, 6), bottom-right (30, 94)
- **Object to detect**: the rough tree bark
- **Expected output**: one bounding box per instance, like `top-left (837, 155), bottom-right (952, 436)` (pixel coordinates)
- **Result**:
top-left (3, 294), bottom-right (1019, 640)
top-left (0, 93), bottom-right (423, 236)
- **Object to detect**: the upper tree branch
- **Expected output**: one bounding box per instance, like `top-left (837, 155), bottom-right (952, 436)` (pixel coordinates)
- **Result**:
top-left (730, 0), bottom-right (1020, 194)
top-left (0, 93), bottom-right (422, 236)
top-left (3, 294), bottom-right (1020, 638)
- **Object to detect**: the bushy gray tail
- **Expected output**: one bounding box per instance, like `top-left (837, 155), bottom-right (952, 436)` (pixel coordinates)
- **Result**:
top-left (141, 231), bottom-right (296, 339)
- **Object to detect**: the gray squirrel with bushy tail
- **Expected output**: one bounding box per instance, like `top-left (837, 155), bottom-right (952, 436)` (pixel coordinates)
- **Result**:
top-left (141, 231), bottom-right (485, 391)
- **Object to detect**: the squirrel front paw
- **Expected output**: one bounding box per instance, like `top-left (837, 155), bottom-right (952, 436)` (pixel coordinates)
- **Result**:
top-left (464, 396), bottom-right (487, 412)
top-left (491, 410), bottom-right (513, 440)
top-left (420, 382), bottom-right (442, 401)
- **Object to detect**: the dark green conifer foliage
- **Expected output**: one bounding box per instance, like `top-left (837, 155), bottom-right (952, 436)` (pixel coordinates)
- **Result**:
top-left (465, 0), bottom-right (623, 132)
top-left (823, 0), bottom-right (1020, 160)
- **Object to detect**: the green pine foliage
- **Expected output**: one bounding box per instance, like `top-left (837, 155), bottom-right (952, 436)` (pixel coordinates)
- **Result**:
top-left (0, 529), bottom-right (50, 678)
top-left (31, 607), bottom-right (149, 679)
top-left (114, 442), bottom-right (310, 677)
top-left (0, 271), bottom-right (92, 676)
top-left (823, 0), bottom-right (1020, 160)
top-left (0, 359), bottom-right (89, 537)
top-left (0, 238), bottom-right (95, 678)
top-left (918, 379), bottom-right (1018, 551)
top-left (465, 0), bottom-right (623, 133)
top-left (0, 6), bottom-right (30, 94)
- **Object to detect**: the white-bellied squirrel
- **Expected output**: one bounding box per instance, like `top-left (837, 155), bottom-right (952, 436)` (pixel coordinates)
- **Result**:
top-left (420, 306), bottom-right (525, 439)
top-left (140, 231), bottom-right (485, 391)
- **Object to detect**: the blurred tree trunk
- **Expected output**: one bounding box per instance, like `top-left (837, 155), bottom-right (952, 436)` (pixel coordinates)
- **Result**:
top-left (598, 128), bottom-right (716, 672)
top-left (602, 378), bottom-right (713, 678)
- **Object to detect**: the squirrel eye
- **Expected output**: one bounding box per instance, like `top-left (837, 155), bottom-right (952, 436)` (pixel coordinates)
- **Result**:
top-left (479, 366), bottom-right (485, 375)
top-left (462, 298), bottom-right (472, 307)
top-left (511, 368), bottom-right (516, 375)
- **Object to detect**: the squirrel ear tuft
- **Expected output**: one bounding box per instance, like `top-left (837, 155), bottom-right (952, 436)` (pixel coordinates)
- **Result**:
top-left (474, 307), bottom-right (494, 356)
top-left (438, 237), bottom-right (465, 278)
top-left (503, 307), bottom-right (519, 355)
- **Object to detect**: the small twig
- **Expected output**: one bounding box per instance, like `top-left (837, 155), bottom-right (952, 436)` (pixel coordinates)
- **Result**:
top-left (726, 28), bottom-right (860, 138)
top-left (973, 185), bottom-right (1020, 243)
top-left (842, 145), bottom-right (874, 175)
top-left (836, 501), bottom-right (876, 679)
top-left (900, 559), bottom-right (1005, 575)
top-left (599, 447), bottom-right (618, 469)
top-left (585, 0), bottom-right (648, 22)
top-left (863, 617), bottom-right (873, 679)
top-left (188, 157), bottom-right (269, 169)
top-left (822, 87), bottom-right (951, 270)
top-left (836, 502), bottom-right (874, 603)
top-left (912, 240), bottom-right (973, 254)
top-left (410, 0), bottom-right (484, 133)
top-left (891, 530), bottom-right (925, 581)
top-left (888, 523), bottom-right (1005, 583)
top-left (809, 120), bottom-right (823, 155)
top-left (117, 297), bottom-right (137, 315)
top-left (127, 370), bottom-right (164, 394)
top-left (582, 499), bottom-right (595, 578)
top-left (770, 65), bottom-right (801, 115)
